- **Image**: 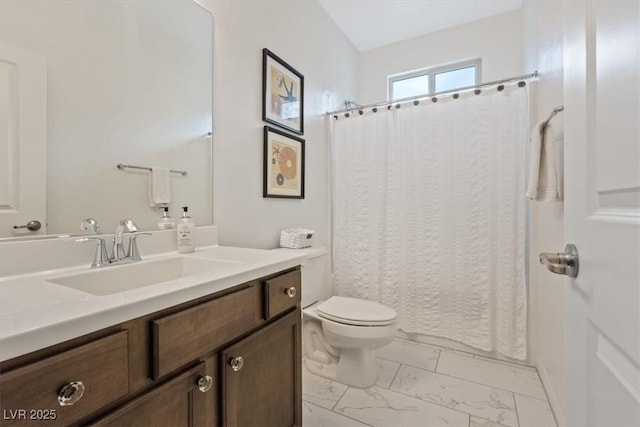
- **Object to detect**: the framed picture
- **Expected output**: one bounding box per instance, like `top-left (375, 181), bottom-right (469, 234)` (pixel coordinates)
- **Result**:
top-left (263, 126), bottom-right (305, 199)
top-left (262, 48), bottom-right (304, 135)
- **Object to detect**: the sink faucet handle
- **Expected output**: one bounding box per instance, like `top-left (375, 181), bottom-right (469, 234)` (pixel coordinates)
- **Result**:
top-left (127, 232), bottom-right (152, 261)
top-left (76, 237), bottom-right (110, 268)
top-left (120, 219), bottom-right (141, 233)
top-left (110, 225), bottom-right (127, 262)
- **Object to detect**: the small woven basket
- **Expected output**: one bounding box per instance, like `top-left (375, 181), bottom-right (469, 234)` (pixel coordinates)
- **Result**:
top-left (280, 228), bottom-right (314, 249)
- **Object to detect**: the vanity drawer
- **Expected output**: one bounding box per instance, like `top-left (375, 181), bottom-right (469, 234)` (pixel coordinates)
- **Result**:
top-left (152, 285), bottom-right (258, 379)
top-left (264, 269), bottom-right (301, 319)
top-left (0, 331), bottom-right (129, 426)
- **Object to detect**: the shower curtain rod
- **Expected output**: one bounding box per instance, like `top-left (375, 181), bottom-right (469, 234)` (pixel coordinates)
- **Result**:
top-left (326, 71), bottom-right (538, 116)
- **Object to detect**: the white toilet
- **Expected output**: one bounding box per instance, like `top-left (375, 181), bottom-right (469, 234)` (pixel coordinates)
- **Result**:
top-left (297, 248), bottom-right (397, 388)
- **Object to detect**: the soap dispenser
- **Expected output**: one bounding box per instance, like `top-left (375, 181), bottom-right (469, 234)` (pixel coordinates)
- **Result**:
top-left (157, 207), bottom-right (176, 230)
top-left (176, 206), bottom-right (195, 253)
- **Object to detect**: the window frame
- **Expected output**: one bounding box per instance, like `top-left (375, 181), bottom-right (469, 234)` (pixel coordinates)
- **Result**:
top-left (388, 59), bottom-right (482, 101)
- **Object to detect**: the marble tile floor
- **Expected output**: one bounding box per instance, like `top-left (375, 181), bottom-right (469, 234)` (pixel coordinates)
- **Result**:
top-left (302, 338), bottom-right (557, 427)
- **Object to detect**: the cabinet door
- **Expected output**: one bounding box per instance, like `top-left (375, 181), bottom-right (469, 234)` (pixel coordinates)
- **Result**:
top-left (222, 308), bottom-right (302, 427)
top-left (89, 363), bottom-right (210, 427)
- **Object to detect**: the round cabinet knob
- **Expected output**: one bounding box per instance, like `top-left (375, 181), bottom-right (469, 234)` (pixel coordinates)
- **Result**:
top-left (196, 375), bottom-right (213, 393)
top-left (58, 381), bottom-right (85, 406)
top-left (229, 356), bottom-right (244, 372)
top-left (284, 287), bottom-right (297, 298)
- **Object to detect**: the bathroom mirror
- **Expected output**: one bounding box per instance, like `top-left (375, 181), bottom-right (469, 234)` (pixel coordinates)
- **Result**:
top-left (0, 0), bottom-right (213, 239)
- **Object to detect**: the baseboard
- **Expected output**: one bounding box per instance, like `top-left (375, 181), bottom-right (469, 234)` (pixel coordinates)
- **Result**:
top-left (537, 358), bottom-right (566, 426)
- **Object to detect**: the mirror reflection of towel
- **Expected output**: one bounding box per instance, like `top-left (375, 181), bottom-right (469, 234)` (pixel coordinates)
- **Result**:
top-left (149, 167), bottom-right (171, 207)
top-left (526, 121), bottom-right (560, 202)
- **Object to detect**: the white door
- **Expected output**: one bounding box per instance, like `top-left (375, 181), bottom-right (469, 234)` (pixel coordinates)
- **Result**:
top-left (562, 1), bottom-right (640, 426)
top-left (0, 42), bottom-right (47, 237)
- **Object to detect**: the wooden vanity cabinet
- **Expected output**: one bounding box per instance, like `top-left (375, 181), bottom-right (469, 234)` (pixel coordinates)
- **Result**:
top-left (0, 267), bottom-right (301, 427)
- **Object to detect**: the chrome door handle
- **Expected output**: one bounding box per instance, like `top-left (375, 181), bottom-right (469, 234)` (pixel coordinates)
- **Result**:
top-left (13, 220), bottom-right (42, 231)
top-left (284, 287), bottom-right (297, 298)
top-left (539, 244), bottom-right (579, 278)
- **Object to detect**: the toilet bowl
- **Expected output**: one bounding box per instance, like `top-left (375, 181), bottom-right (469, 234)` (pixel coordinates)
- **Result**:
top-left (303, 296), bottom-right (397, 388)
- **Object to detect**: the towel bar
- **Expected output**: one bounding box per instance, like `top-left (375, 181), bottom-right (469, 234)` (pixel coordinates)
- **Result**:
top-left (117, 163), bottom-right (187, 176)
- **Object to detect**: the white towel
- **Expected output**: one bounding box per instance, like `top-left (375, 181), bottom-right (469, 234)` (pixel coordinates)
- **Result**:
top-left (149, 167), bottom-right (171, 207)
top-left (526, 121), bottom-right (560, 201)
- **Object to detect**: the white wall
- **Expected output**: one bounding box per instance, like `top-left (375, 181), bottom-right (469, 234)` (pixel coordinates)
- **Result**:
top-left (358, 10), bottom-right (523, 104)
top-left (522, 1), bottom-right (566, 425)
top-left (198, 0), bottom-right (358, 249)
top-left (0, 1), bottom-right (213, 234)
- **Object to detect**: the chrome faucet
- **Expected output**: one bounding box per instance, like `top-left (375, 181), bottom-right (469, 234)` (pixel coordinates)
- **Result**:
top-left (77, 219), bottom-right (151, 268)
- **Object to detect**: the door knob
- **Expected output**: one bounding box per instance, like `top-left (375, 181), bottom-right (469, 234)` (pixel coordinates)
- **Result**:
top-left (539, 244), bottom-right (579, 278)
top-left (13, 220), bottom-right (42, 231)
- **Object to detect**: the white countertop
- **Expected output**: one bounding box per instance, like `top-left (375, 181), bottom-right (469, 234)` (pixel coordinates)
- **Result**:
top-left (0, 244), bottom-right (307, 362)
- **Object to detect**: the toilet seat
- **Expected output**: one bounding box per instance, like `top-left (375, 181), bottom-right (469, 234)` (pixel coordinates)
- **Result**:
top-left (317, 296), bottom-right (397, 326)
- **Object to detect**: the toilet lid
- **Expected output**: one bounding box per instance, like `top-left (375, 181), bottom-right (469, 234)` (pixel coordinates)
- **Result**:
top-left (317, 296), bottom-right (397, 326)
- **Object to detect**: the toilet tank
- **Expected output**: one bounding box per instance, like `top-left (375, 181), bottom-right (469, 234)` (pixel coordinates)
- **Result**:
top-left (300, 247), bottom-right (329, 307)
top-left (271, 246), bottom-right (329, 307)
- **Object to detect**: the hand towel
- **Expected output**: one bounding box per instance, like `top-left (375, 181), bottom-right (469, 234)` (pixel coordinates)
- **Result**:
top-left (526, 121), bottom-right (560, 201)
top-left (149, 167), bottom-right (171, 207)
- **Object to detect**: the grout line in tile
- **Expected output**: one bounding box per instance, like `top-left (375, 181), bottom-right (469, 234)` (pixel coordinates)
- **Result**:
top-left (367, 383), bottom-right (516, 426)
top-left (432, 369), bottom-right (546, 401)
top-left (471, 416), bottom-right (513, 427)
top-left (330, 382), bottom-right (351, 412)
top-left (396, 337), bottom-right (471, 355)
top-left (387, 361), bottom-right (403, 389)
top-left (304, 399), bottom-right (374, 427)
top-left (512, 391), bottom-right (549, 403)
top-left (443, 350), bottom-right (536, 374)
top-left (513, 392), bottom-right (558, 427)
top-left (437, 354), bottom-right (547, 397)
top-left (398, 361), bottom-right (548, 405)
top-left (434, 348), bottom-right (442, 371)
top-left (375, 354), bottom-right (438, 372)
top-left (396, 336), bottom-right (536, 370)
top-left (534, 369), bottom-right (560, 427)
top-left (509, 391), bottom-right (520, 427)
top-left (473, 354), bottom-right (536, 370)
top-left (513, 392), bottom-right (522, 427)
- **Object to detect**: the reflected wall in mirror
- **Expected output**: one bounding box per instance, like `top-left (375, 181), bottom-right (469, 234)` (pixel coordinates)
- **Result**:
top-left (0, 0), bottom-right (213, 239)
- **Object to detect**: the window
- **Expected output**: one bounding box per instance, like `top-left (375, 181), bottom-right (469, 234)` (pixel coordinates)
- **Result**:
top-left (388, 59), bottom-right (480, 100)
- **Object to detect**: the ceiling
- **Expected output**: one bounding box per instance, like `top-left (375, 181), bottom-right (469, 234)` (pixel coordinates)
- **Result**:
top-left (318, 0), bottom-right (523, 52)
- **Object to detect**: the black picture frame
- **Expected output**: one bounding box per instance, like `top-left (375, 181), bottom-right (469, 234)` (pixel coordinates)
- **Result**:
top-left (262, 48), bottom-right (304, 135)
top-left (263, 126), bottom-right (305, 199)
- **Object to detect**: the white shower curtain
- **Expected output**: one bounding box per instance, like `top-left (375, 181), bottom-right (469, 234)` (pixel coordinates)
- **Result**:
top-left (331, 85), bottom-right (528, 360)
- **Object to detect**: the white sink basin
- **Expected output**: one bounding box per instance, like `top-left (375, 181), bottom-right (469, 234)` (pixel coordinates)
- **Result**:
top-left (48, 257), bottom-right (237, 296)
